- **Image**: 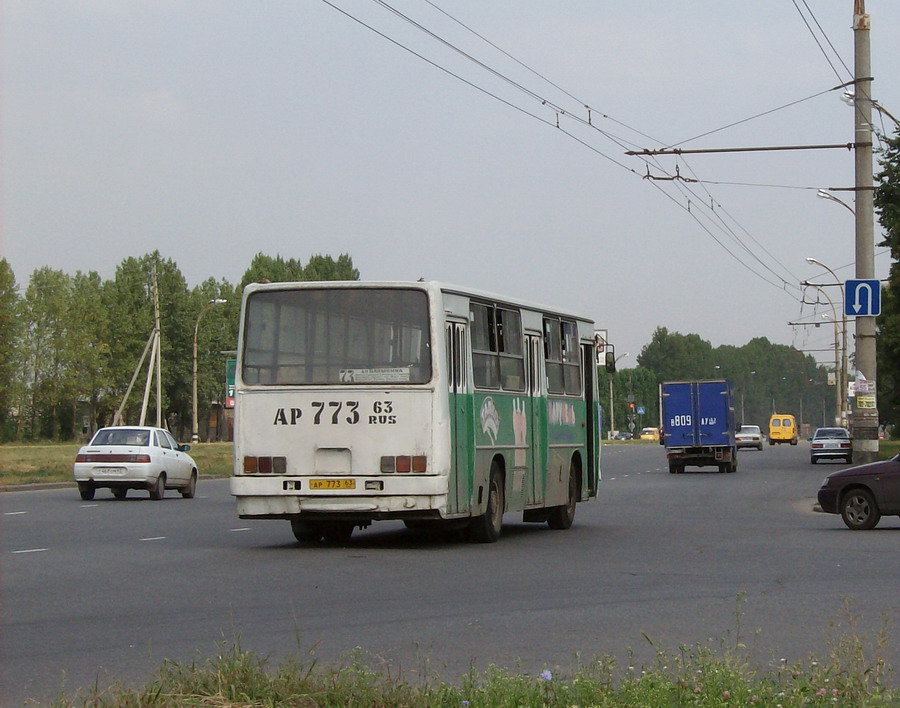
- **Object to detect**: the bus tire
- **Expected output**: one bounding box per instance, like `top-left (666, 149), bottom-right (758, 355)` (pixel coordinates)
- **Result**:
top-left (547, 464), bottom-right (578, 530)
top-left (321, 522), bottom-right (355, 545)
top-left (467, 464), bottom-right (504, 543)
top-left (291, 519), bottom-right (323, 543)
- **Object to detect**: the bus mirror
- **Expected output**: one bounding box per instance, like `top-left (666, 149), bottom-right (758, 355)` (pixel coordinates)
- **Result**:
top-left (605, 350), bottom-right (617, 373)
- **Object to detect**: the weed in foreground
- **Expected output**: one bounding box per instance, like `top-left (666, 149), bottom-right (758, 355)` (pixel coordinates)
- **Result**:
top-left (42, 600), bottom-right (897, 708)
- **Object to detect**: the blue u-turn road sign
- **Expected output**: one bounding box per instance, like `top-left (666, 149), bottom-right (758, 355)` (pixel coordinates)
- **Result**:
top-left (845, 279), bottom-right (881, 317)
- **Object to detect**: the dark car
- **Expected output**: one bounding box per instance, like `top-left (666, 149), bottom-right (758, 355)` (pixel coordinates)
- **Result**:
top-left (810, 427), bottom-right (852, 464)
top-left (817, 454), bottom-right (900, 529)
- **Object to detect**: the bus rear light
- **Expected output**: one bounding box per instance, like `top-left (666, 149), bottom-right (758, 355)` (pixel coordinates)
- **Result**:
top-left (380, 455), bottom-right (427, 474)
top-left (243, 456), bottom-right (287, 474)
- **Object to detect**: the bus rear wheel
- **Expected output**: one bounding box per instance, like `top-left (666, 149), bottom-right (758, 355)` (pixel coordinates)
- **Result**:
top-left (321, 522), bottom-right (355, 545)
top-left (547, 464), bottom-right (578, 530)
top-left (467, 464), bottom-right (504, 543)
top-left (291, 519), bottom-right (323, 543)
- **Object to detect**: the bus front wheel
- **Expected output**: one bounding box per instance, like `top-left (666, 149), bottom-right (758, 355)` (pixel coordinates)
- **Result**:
top-left (467, 465), bottom-right (504, 543)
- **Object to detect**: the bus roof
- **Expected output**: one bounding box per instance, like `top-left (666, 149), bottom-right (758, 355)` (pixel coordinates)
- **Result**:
top-left (242, 280), bottom-right (596, 325)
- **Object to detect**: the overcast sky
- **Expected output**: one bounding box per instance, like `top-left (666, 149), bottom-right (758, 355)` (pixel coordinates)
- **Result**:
top-left (2, 1), bottom-right (897, 366)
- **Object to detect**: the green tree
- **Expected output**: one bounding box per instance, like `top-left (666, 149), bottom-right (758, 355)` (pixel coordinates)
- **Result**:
top-left (0, 259), bottom-right (22, 440)
top-left (18, 268), bottom-right (71, 439)
top-left (240, 253), bottom-right (306, 289)
top-left (191, 278), bottom-right (237, 439)
top-left (303, 253), bottom-right (360, 281)
top-left (636, 327), bottom-right (715, 381)
top-left (875, 128), bottom-right (900, 430)
top-left (103, 253), bottom-right (192, 435)
top-left (68, 271), bottom-right (112, 435)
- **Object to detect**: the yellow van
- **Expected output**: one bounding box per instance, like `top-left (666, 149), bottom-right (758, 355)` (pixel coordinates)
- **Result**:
top-left (768, 414), bottom-right (798, 445)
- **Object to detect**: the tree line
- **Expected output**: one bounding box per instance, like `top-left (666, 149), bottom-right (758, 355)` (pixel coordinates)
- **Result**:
top-left (597, 328), bottom-right (835, 435)
top-left (0, 251), bottom-right (358, 442)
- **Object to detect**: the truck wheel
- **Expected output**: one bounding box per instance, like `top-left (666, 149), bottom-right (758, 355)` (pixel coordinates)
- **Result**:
top-left (668, 462), bottom-right (682, 474)
top-left (467, 464), bottom-right (504, 543)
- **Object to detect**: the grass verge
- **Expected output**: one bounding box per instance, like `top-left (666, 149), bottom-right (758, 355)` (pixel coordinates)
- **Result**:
top-left (0, 441), bottom-right (233, 487)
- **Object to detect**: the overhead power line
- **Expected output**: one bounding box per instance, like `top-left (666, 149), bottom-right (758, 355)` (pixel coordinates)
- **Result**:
top-left (322, 0), bottom-right (838, 300)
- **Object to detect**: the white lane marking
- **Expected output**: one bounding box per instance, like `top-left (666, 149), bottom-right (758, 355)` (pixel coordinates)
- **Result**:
top-left (13, 548), bottom-right (48, 554)
top-left (4, 511), bottom-right (27, 516)
top-left (80, 504), bottom-right (99, 508)
top-left (139, 536), bottom-right (167, 542)
top-left (229, 527), bottom-right (251, 532)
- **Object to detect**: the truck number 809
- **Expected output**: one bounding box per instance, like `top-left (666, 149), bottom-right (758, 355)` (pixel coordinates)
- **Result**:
top-left (670, 414), bottom-right (692, 427)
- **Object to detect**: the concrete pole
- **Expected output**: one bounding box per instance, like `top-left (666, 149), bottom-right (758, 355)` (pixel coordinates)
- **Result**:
top-left (852, 1), bottom-right (879, 461)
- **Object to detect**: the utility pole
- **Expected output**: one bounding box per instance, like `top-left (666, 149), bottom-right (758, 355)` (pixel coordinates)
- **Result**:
top-left (851, 0), bottom-right (879, 462)
top-left (152, 266), bottom-right (162, 428)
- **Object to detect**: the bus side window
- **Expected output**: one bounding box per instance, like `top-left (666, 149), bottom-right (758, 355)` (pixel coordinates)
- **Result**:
top-left (471, 304), bottom-right (500, 389)
top-left (543, 318), bottom-right (564, 394)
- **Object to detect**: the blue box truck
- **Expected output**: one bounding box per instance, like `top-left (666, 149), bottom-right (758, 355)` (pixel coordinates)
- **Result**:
top-left (660, 380), bottom-right (737, 474)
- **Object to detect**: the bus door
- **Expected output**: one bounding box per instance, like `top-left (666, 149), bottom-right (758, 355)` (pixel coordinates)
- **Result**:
top-left (526, 333), bottom-right (544, 506)
top-left (446, 320), bottom-right (471, 514)
top-left (581, 343), bottom-right (598, 496)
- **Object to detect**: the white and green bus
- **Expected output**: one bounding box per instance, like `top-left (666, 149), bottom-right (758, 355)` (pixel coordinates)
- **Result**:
top-left (231, 281), bottom-right (606, 544)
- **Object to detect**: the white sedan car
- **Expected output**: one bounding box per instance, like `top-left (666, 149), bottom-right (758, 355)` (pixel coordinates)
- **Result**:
top-left (73, 426), bottom-right (198, 500)
top-left (735, 425), bottom-right (764, 451)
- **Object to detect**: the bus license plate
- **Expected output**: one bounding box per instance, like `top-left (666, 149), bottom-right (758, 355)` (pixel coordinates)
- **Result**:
top-left (309, 479), bottom-right (355, 490)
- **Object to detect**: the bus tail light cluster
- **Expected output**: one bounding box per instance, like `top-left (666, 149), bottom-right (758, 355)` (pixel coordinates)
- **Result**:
top-left (243, 456), bottom-right (287, 474)
top-left (76, 453), bottom-right (151, 463)
top-left (380, 455), bottom-right (427, 474)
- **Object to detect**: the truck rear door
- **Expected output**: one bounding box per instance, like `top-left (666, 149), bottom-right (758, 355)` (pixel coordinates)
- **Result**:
top-left (663, 382), bottom-right (699, 446)
top-left (696, 381), bottom-right (731, 446)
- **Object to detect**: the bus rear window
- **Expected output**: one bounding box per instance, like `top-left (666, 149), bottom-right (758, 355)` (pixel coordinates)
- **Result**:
top-left (242, 288), bottom-right (431, 385)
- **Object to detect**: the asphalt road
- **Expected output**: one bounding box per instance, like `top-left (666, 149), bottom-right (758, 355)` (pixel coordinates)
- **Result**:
top-left (2, 442), bottom-right (898, 705)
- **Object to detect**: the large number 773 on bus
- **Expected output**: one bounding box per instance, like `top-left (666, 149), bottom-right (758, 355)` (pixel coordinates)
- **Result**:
top-left (231, 280), bottom-right (609, 544)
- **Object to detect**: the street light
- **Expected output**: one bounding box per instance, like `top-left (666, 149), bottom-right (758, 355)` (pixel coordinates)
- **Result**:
top-left (803, 283), bottom-right (842, 428)
top-left (192, 298), bottom-right (227, 443)
top-left (806, 257), bottom-right (849, 428)
top-left (816, 190), bottom-right (856, 215)
top-left (608, 352), bottom-right (629, 438)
